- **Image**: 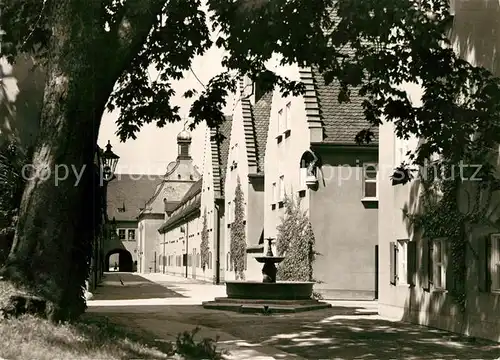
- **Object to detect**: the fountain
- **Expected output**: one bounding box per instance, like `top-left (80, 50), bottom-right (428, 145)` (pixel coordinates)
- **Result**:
top-left (202, 238), bottom-right (331, 313)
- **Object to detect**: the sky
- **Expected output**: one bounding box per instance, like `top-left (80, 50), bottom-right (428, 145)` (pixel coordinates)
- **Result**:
top-left (98, 4), bottom-right (234, 176)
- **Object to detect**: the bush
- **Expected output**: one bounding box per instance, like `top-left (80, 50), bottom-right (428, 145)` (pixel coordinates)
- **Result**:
top-left (175, 327), bottom-right (227, 359)
top-left (200, 208), bottom-right (209, 271)
top-left (276, 194), bottom-right (316, 282)
top-left (230, 176), bottom-right (246, 280)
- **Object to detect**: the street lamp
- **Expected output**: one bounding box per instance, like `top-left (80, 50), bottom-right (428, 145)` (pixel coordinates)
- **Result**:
top-left (102, 140), bottom-right (120, 182)
top-left (95, 140), bottom-right (119, 283)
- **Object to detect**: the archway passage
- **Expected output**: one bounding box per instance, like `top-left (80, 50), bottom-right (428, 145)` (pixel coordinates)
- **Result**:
top-left (105, 249), bottom-right (133, 272)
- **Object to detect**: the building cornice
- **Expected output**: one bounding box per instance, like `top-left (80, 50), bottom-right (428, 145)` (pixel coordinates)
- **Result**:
top-left (310, 142), bottom-right (378, 152)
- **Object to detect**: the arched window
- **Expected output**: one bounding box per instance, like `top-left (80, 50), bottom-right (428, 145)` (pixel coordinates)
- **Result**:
top-left (226, 253), bottom-right (230, 271)
top-left (299, 150), bottom-right (319, 188)
top-left (208, 252), bottom-right (212, 269)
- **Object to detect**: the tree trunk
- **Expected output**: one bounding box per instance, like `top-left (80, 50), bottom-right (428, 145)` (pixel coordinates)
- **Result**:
top-left (0, 1), bottom-right (112, 321)
top-left (0, 0), bottom-right (167, 321)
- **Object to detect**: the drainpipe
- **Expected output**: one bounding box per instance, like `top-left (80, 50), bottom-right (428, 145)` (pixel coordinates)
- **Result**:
top-left (162, 233), bottom-right (166, 274)
top-left (215, 201), bottom-right (221, 284)
top-left (185, 220), bottom-right (189, 278)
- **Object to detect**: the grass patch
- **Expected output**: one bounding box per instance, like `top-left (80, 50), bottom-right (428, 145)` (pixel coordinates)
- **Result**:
top-left (0, 313), bottom-right (226, 359)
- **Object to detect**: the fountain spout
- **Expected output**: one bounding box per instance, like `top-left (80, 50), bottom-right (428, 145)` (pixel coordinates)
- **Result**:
top-left (266, 237), bottom-right (274, 257)
top-left (255, 237), bottom-right (284, 283)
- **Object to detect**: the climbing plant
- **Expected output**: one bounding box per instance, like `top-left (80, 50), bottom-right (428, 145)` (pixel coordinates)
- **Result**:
top-left (276, 194), bottom-right (316, 282)
top-left (200, 208), bottom-right (209, 271)
top-left (403, 155), bottom-right (500, 312)
top-left (230, 176), bottom-right (246, 280)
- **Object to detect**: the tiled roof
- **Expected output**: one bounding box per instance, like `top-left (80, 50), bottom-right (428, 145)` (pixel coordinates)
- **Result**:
top-left (211, 115), bottom-right (233, 198)
top-left (173, 178), bottom-right (202, 212)
top-left (236, 77), bottom-right (272, 175)
top-left (311, 68), bottom-right (378, 145)
top-left (241, 96), bottom-right (258, 170)
top-left (253, 92), bottom-right (272, 173)
top-left (164, 201), bottom-right (180, 214)
top-left (158, 179), bottom-right (202, 233)
top-left (106, 174), bottom-right (163, 222)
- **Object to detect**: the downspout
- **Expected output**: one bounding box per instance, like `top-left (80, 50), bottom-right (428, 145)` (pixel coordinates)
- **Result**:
top-left (185, 219), bottom-right (189, 278)
top-left (162, 233), bottom-right (166, 274)
top-left (215, 201), bottom-right (221, 284)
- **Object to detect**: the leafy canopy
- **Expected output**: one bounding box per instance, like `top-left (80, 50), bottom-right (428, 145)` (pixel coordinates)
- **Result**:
top-left (2, 0), bottom-right (500, 177)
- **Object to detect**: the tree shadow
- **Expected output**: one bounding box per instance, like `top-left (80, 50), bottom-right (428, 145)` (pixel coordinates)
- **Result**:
top-left (262, 315), bottom-right (500, 359)
top-left (88, 304), bottom-right (500, 359)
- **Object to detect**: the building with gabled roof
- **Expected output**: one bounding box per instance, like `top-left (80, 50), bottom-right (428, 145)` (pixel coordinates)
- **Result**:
top-left (263, 64), bottom-right (378, 299)
top-left (157, 116), bottom-right (233, 282)
top-left (104, 173), bottom-right (163, 272)
top-left (223, 78), bottom-right (272, 281)
top-left (135, 128), bottom-right (200, 273)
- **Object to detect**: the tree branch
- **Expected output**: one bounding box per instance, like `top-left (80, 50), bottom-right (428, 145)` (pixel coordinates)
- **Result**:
top-left (108, 0), bottom-right (168, 79)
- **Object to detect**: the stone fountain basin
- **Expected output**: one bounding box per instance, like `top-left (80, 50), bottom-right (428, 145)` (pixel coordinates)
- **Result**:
top-left (254, 256), bottom-right (285, 264)
top-left (225, 281), bottom-right (314, 300)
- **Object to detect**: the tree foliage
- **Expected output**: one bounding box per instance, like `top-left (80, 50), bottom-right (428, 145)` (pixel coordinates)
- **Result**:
top-left (200, 207), bottom-right (209, 271)
top-left (2, 0), bottom-right (500, 172)
top-left (276, 195), bottom-right (315, 282)
top-left (230, 176), bottom-right (245, 280)
top-left (1, 0), bottom-right (500, 320)
top-left (0, 141), bottom-right (29, 265)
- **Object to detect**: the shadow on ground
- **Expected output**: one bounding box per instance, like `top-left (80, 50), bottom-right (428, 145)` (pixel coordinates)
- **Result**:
top-left (88, 304), bottom-right (500, 359)
top-left (91, 273), bottom-right (185, 300)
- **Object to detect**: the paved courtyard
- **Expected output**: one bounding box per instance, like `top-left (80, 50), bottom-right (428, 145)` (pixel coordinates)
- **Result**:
top-left (86, 273), bottom-right (500, 359)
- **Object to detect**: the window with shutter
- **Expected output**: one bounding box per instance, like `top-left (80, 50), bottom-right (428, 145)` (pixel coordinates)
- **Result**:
top-left (422, 238), bottom-right (431, 291)
top-left (407, 241), bottom-right (417, 286)
top-left (477, 236), bottom-right (490, 292)
top-left (390, 242), bottom-right (397, 285)
top-left (433, 238), bottom-right (447, 289)
top-left (397, 239), bottom-right (409, 285)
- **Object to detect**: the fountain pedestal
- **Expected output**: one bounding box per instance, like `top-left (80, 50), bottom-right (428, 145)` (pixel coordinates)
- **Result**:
top-left (256, 238), bottom-right (284, 283)
top-left (202, 238), bottom-right (331, 314)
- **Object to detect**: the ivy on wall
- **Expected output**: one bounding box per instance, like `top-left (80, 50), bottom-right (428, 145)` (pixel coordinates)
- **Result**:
top-left (200, 207), bottom-right (209, 271)
top-left (276, 194), bottom-right (316, 282)
top-left (403, 159), bottom-right (499, 312)
top-left (230, 176), bottom-right (246, 280)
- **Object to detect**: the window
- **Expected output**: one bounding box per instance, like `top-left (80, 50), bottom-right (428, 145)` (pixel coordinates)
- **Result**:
top-left (397, 239), bottom-right (408, 284)
top-left (118, 229), bottom-right (126, 240)
top-left (433, 238), bottom-right (447, 289)
top-left (228, 201), bottom-right (232, 223)
top-left (272, 182), bottom-right (277, 204)
top-left (278, 109), bottom-right (284, 133)
top-left (285, 102), bottom-right (291, 130)
top-left (363, 163), bottom-right (378, 198)
top-left (279, 175), bottom-right (285, 200)
top-left (127, 229), bottom-right (136, 241)
top-left (491, 234), bottom-right (500, 291)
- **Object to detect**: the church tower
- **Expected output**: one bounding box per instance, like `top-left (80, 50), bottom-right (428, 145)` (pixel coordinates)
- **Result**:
top-left (177, 127), bottom-right (192, 160)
